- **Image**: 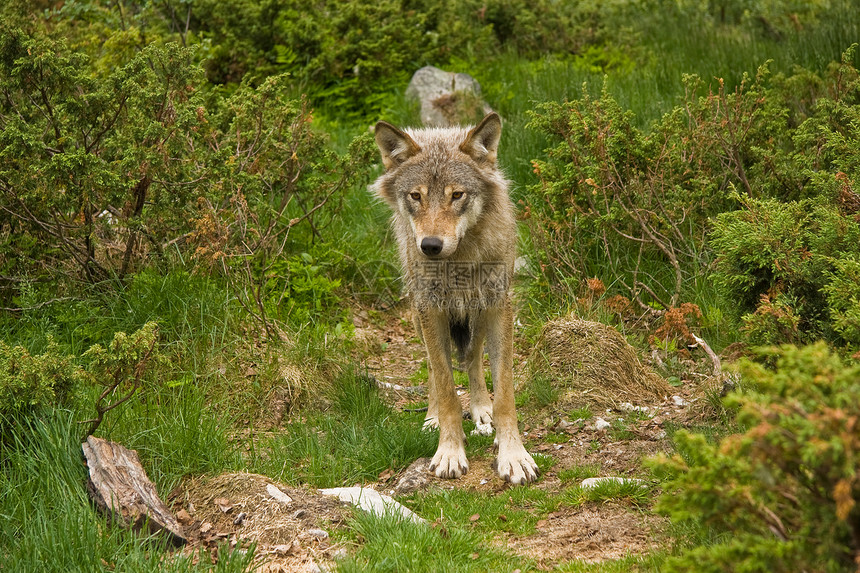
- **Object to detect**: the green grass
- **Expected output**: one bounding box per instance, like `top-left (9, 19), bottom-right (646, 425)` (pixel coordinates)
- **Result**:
top-left (556, 553), bottom-right (667, 573)
top-left (249, 372), bottom-right (437, 487)
top-left (91, 380), bottom-right (244, 492)
top-left (0, 411), bottom-right (254, 572)
top-left (558, 463), bottom-right (602, 484)
top-left (407, 487), bottom-right (553, 537)
top-left (562, 480), bottom-right (653, 508)
top-left (336, 509), bottom-right (534, 573)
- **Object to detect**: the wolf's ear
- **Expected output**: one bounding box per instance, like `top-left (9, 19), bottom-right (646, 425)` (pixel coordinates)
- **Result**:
top-left (374, 121), bottom-right (420, 170)
top-left (460, 112), bottom-right (501, 165)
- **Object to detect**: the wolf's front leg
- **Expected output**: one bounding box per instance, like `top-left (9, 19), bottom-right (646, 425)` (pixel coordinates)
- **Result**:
top-left (419, 311), bottom-right (468, 479)
top-left (486, 304), bottom-right (539, 485)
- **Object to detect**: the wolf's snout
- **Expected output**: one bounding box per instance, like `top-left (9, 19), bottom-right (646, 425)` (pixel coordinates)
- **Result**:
top-left (420, 237), bottom-right (444, 256)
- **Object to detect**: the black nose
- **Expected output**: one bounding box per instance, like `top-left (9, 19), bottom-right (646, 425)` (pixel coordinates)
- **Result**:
top-left (420, 237), bottom-right (443, 256)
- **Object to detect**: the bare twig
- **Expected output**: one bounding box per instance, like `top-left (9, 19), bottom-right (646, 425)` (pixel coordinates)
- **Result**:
top-left (690, 333), bottom-right (722, 377)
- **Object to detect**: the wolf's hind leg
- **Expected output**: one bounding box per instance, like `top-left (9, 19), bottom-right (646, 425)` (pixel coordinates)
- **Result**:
top-left (422, 355), bottom-right (439, 431)
top-left (465, 319), bottom-right (493, 436)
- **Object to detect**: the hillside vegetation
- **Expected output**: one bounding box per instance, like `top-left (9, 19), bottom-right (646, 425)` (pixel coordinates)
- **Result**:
top-left (1, 1), bottom-right (859, 571)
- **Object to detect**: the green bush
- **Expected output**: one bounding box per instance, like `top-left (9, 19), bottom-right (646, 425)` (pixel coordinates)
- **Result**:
top-left (711, 196), bottom-right (860, 347)
top-left (143, 0), bottom-right (634, 115)
top-left (525, 47), bottom-right (860, 350)
top-left (0, 24), bottom-right (374, 333)
top-left (0, 338), bottom-right (82, 424)
top-left (823, 257), bottom-right (860, 346)
top-left (525, 67), bottom-right (770, 308)
top-left (649, 343), bottom-right (860, 572)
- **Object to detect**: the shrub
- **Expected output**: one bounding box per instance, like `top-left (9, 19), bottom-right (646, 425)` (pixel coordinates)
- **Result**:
top-left (711, 195), bottom-right (860, 348)
top-left (525, 47), bottom-right (860, 353)
top-left (0, 338), bottom-right (83, 425)
top-left (649, 343), bottom-right (860, 572)
top-left (0, 25), bottom-right (375, 334)
top-left (525, 69), bottom-right (768, 308)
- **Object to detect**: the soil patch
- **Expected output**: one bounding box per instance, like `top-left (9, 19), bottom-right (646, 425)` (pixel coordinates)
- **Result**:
top-left (168, 472), bottom-right (350, 572)
top-left (504, 504), bottom-right (665, 568)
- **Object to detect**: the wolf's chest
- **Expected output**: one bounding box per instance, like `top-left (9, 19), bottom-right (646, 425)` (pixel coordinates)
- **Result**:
top-left (406, 259), bottom-right (509, 316)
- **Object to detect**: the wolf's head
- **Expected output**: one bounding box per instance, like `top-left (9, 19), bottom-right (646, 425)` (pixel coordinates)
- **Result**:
top-left (372, 113), bottom-right (505, 259)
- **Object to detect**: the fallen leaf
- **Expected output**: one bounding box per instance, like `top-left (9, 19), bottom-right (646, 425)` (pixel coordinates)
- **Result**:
top-left (469, 513), bottom-right (480, 523)
top-left (213, 497), bottom-right (233, 513)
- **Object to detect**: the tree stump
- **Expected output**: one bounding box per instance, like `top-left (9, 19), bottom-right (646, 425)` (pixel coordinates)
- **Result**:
top-left (82, 436), bottom-right (186, 547)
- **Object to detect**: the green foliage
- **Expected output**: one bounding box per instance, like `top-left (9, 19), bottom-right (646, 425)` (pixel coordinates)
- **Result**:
top-left (823, 257), bottom-right (860, 345)
top-left (80, 321), bottom-right (160, 437)
top-left (0, 27), bottom-right (206, 282)
top-left (129, 0), bottom-right (637, 116)
top-left (411, 487), bottom-right (547, 537)
top-left (338, 508), bottom-right (530, 573)
top-left (562, 480), bottom-right (652, 508)
top-left (558, 463), bottom-right (601, 483)
top-left (649, 343), bottom-right (860, 572)
top-left (712, 196), bottom-right (860, 347)
top-left (525, 69), bottom-right (755, 308)
top-left (0, 337), bottom-right (82, 426)
top-left (251, 372), bottom-right (437, 487)
top-left (0, 23), bottom-right (375, 338)
top-left (0, 411), bottom-right (254, 572)
top-left (526, 47), bottom-right (860, 353)
top-left (82, 321), bottom-right (160, 383)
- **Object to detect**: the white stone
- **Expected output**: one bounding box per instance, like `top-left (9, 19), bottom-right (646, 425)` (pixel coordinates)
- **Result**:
top-left (307, 528), bottom-right (329, 539)
top-left (672, 395), bottom-right (689, 407)
top-left (594, 417), bottom-right (611, 430)
top-left (580, 477), bottom-right (647, 489)
top-left (619, 402), bottom-right (655, 415)
top-left (266, 483), bottom-right (293, 504)
top-left (319, 486), bottom-right (426, 525)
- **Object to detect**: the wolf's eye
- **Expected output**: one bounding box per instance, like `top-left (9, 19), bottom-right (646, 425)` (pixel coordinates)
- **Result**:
top-left (410, 192), bottom-right (421, 201)
top-left (451, 191), bottom-right (464, 200)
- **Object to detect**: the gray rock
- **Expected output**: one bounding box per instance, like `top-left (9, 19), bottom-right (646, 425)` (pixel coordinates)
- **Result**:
top-left (406, 66), bottom-right (492, 127)
top-left (393, 457), bottom-right (433, 496)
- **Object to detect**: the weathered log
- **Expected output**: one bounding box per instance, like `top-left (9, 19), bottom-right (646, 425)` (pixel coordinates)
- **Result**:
top-left (81, 436), bottom-right (186, 547)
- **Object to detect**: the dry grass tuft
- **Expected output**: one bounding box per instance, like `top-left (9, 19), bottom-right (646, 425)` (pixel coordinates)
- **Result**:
top-left (528, 315), bottom-right (670, 408)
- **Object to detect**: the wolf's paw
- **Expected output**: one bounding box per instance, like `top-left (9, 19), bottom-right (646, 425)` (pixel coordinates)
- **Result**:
top-left (494, 445), bottom-right (539, 485)
top-left (429, 446), bottom-right (469, 479)
top-left (422, 416), bottom-right (439, 431)
top-left (469, 404), bottom-right (494, 436)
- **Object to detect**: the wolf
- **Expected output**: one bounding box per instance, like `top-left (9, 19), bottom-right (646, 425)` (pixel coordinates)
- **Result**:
top-left (372, 112), bottom-right (539, 485)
